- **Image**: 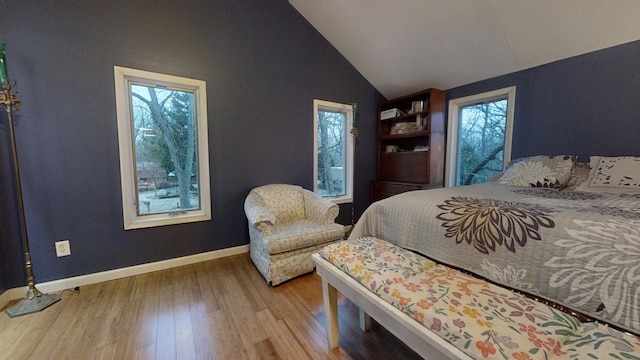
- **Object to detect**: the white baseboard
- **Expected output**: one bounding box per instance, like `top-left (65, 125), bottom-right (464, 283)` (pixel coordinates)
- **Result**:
top-left (0, 244), bottom-right (249, 309)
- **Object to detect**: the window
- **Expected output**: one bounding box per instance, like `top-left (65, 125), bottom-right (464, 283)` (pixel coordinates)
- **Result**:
top-left (114, 66), bottom-right (211, 229)
top-left (445, 87), bottom-right (516, 187)
top-left (313, 99), bottom-right (354, 203)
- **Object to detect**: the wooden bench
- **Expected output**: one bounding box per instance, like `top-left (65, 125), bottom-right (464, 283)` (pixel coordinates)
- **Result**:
top-left (312, 237), bottom-right (640, 359)
top-left (312, 252), bottom-right (470, 359)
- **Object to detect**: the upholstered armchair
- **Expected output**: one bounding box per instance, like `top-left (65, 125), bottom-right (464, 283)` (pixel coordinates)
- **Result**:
top-left (244, 184), bottom-right (345, 285)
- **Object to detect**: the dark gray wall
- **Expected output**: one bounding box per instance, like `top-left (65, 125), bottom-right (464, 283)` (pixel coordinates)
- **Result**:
top-left (447, 40), bottom-right (640, 161)
top-left (0, 0), bottom-right (384, 290)
top-left (3, 1), bottom-right (640, 294)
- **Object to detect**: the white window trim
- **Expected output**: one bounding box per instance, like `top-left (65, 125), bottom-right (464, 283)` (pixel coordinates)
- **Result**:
top-left (114, 66), bottom-right (211, 229)
top-left (313, 99), bottom-right (354, 204)
top-left (445, 86), bottom-right (516, 187)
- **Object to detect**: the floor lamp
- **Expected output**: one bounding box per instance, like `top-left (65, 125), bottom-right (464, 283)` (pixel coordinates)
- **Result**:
top-left (1, 43), bottom-right (60, 317)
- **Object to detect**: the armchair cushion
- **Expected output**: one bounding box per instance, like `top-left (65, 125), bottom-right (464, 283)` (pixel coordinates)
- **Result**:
top-left (262, 220), bottom-right (345, 255)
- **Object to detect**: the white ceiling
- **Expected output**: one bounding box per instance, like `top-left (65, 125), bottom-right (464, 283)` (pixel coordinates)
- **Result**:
top-left (290, 0), bottom-right (640, 99)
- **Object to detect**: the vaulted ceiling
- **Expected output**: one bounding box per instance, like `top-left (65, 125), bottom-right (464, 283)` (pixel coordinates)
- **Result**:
top-left (290, 0), bottom-right (640, 99)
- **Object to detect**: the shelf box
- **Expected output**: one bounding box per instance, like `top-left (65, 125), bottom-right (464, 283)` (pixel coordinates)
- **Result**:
top-left (380, 108), bottom-right (405, 120)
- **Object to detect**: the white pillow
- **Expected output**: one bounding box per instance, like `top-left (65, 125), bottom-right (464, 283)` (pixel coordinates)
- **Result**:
top-left (590, 156), bottom-right (640, 188)
top-left (497, 155), bottom-right (576, 190)
top-left (575, 156), bottom-right (640, 194)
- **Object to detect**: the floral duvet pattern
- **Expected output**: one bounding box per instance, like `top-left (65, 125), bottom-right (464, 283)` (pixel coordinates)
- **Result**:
top-left (348, 182), bottom-right (640, 335)
top-left (320, 237), bottom-right (640, 359)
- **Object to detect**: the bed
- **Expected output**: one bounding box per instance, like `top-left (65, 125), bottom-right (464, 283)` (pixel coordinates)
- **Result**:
top-left (348, 155), bottom-right (640, 336)
top-left (315, 155), bottom-right (640, 358)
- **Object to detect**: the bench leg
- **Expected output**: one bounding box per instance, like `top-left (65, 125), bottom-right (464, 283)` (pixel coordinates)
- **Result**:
top-left (359, 308), bottom-right (371, 331)
top-left (322, 278), bottom-right (339, 349)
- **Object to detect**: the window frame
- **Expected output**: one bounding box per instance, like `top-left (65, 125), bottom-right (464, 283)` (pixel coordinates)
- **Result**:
top-left (445, 86), bottom-right (516, 187)
top-left (313, 99), bottom-right (354, 204)
top-left (114, 66), bottom-right (211, 229)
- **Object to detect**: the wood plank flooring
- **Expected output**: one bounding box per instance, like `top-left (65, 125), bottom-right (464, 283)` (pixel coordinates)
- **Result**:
top-left (0, 253), bottom-right (421, 360)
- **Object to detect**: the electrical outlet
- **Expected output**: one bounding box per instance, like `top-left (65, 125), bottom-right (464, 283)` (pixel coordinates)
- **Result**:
top-left (55, 240), bottom-right (71, 257)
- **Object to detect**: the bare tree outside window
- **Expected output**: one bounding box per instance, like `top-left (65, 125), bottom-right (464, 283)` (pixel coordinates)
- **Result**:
top-left (313, 99), bottom-right (353, 203)
top-left (456, 99), bottom-right (507, 186)
top-left (131, 85), bottom-right (199, 215)
top-left (446, 87), bottom-right (515, 188)
top-left (317, 110), bottom-right (345, 197)
top-left (115, 66), bottom-right (210, 229)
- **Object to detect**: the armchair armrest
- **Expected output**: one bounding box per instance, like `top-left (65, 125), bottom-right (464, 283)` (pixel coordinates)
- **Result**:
top-left (302, 189), bottom-right (339, 224)
top-left (244, 192), bottom-right (276, 235)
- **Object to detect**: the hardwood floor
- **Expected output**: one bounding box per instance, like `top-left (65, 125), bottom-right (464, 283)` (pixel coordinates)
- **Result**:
top-left (0, 253), bottom-right (421, 360)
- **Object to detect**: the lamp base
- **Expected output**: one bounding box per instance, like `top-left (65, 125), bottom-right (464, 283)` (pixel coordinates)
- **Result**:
top-left (5, 293), bottom-right (61, 318)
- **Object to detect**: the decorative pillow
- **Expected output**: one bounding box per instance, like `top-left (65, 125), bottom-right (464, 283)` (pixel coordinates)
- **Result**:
top-left (575, 156), bottom-right (603, 191)
top-left (589, 156), bottom-right (640, 188)
top-left (575, 156), bottom-right (640, 194)
top-left (497, 155), bottom-right (576, 190)
top-left (565, 161), bottom-right (591, 188)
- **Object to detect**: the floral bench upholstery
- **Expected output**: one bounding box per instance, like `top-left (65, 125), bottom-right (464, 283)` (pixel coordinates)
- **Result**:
top-left (314, 237), bottom-right (640, 359)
